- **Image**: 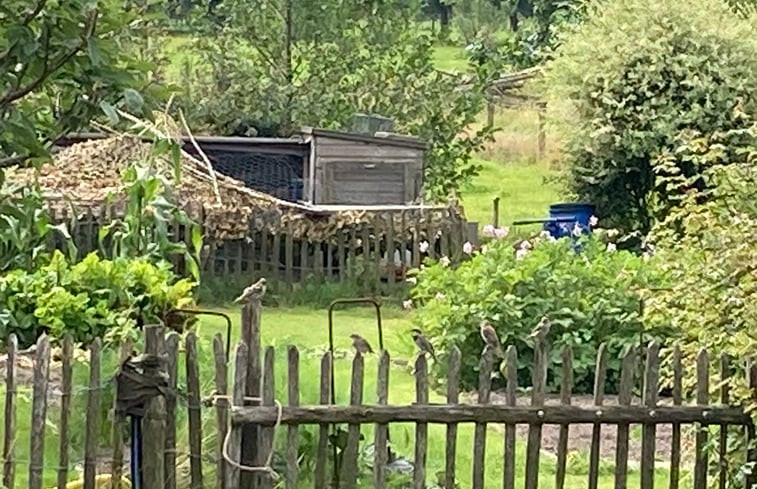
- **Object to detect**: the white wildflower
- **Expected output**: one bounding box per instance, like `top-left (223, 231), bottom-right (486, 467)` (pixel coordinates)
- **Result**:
top-left (494, 227), bottom-right (509, 239)
top-left (402, 299), bottom-right (413, 310)
top-left (435, 292), bottom-right (446, 301)
top-left (516, 248), bottom-right (529, 260)
top-left (482, 224), bottom-right (496, 238)
top-left (406, 276), bottom-right (417, 285)
top-left (462, 241), bottom-right (474, 254)
top-left (14, 63), bottom-right (22, 72)
top-left (519, 240), bottom-right (532, 250)
top-left (589, 215), bottom-right (599, 227)
top-left (440, 256), bottom-right (451, 267)
top-left (572, 223), bottom-right (583, 237)
top-left (606, 243), bottom-right (617, 253)
top-left (481, 245), bottom-right (488, 254)
top-left (419, 241), bottom-right (430, 253)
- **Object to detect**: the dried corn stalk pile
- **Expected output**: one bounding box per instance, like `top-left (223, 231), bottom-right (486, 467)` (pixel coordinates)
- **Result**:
top-left (6, 136), bottom-right (462, 242)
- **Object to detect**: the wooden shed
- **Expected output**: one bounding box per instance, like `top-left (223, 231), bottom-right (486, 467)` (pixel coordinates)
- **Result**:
top-left (300, 127), bottom-right (426, 205)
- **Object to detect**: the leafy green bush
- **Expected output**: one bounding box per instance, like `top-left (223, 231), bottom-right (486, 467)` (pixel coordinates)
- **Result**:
top-left (544, 0), bottom-right (757, 233)
top-left (409, 234), bottom-right (664, 392)
top-left (0, 251), bottom-right (196, 348)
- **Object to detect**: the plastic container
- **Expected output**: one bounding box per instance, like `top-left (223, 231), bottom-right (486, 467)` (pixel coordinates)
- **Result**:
top-left (544, 203), bottom-right (596, 239)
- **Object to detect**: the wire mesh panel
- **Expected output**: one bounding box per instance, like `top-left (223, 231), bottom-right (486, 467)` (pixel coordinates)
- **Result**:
top-left (185, 148), bottom-right (305, 202)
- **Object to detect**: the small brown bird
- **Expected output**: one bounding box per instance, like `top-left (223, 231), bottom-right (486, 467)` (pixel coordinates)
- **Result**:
top-left (350, 333), bottom-right (374, 354)
top-left (530, 316), bottom-right (551, 343)
top-left (480, 320), bottom-right (503, 357)
top-left (234, 278), bottom-right (267, 304)
top-left (411, 328), bottom-right (436, 360)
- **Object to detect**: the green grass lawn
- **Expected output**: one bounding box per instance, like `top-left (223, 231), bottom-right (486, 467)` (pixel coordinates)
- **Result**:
top-left (2, 306), bottom-right (676, 488)
top-left (460, 157), bottom-right (560, 233)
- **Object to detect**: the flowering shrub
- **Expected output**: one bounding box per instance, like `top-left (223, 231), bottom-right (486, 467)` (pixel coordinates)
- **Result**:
top-left (408, 234), bottom-right (665, 392)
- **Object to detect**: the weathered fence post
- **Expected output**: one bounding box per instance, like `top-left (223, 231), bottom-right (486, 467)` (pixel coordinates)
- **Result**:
top-left (226, 343), bottom-right (249, 489)
top-left (2, 334), bottom-right (18, 489)
top-left (472, 350), bottom-right (493, 489)
top-left (28, 334), bottom-right (51, 489)
top-left (640, 341), bottom-right (660, 489)
top-left (213, 334), bottom-right (230, 489)
top-left (143, 325), bottom-right (167, 489)
top-left (240, 298), bottom-right (263, 489)
top-left (525, 334), bottom-right (547, 489)
top-left (83, 339), bottom-right (101, 489)
top-left (57, 335), bottom-right (74, 489)
top-left (556, 346), bottom-right (574, 489)
top-left (445, 348), bottom-right (461, 489)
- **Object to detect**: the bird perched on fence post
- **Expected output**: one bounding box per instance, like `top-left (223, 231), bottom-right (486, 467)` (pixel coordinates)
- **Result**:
top-left (410, 328), bottom-right (436, 361)
top-left (234, 277), bottom-right (267, 304)
top-left (350, 333), bottom-right (374, 355)
top-left (480, 320), bottom-right (503, 357)
top-left (530, 316), bottom-right (551, 344)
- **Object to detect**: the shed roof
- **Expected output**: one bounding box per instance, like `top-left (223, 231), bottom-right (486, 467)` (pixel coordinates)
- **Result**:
top-left (299, 127), bottom-right (427, 150)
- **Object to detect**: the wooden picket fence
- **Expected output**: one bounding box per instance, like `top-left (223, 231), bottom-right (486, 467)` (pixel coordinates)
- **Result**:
top-left (2, 309), bottom-right (757, 489)
top-left (49, 202), bottom-right (478, 285)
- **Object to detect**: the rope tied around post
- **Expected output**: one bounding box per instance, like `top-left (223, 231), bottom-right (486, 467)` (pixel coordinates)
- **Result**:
top-left (203, 393), bottom-right (283, 480)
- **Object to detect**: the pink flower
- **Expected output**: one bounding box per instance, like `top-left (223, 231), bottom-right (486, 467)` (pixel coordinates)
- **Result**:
top-left (494, 227), bottom-right (509, 239)
top-left (462, 241), bottom-right (474, 254)
top-left (419, 241), bottom-right (430, 253)
top-left (482, 225), bottom-right (496, 238)
top-left (440, 256), bottom-right (451, 267)
top-left (402, 299), bottom-right (413, 310)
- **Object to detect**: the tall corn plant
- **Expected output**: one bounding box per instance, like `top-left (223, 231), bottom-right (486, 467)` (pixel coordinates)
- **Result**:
top-left (98, 138), bottom-right (202, 281)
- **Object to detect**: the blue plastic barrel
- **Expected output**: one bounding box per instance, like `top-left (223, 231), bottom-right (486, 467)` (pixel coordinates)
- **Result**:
top-left (544, 203), bottom-right (595, 239)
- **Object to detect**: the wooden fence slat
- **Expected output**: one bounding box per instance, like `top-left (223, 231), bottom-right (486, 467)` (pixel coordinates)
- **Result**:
top-left (399, 210), bottom-right (407, 280)
top-left (641, 342), bottom-right (661, 489)
top-left (285, 223), bottom-right (294, 285)
top-left (260, 227), bottom-right (269, 277)
top-left (386, 214), bottom-right (395, 283)
top-left (83, 339), bottom-right (101, 489)
top-left (186, 332), bottom-right (204, 489)
top-left (143, 326), bottom-right (166, 489)
top-left (111, 339), bottom-right (134, 489)
top-left (556, 346), bottom-right (574, 489)
top-left (213, 334), bottom-right (229, 489)
top-left (257, 347), bottom-right (275, 489)
top-left (445, 347), bottom-right (461, 489)
top-left (164, 333), bottom-right (180, 489)
top-left (226, 343), bottom-right (249, 489)
top-left (503, 345), bottom-right (518, 489)
top-left (694, 349), bottom-right (710, 489)
top-left (299, 239), bottom-right (308, 280)
top-left (472, 350), bottom-right (494, 489)
top-left (57, 335), bottom-right (74, 489)
top-left (669, 345), bottom-right (683, 489)
top-left (349, 227), bottom-right (357, 278)
top-left (340, 353), bottom-right (365, 489)
top-left (373, 216), bottom-right (382, 288)
top-left (414, 355), bottom-right (429, 489)
top-left (272, 232), bottom-right (281, 281)
top-left (28, 334), bottom-right (51, 489)
top-left (525, 335), bottom-right (547, 489)
top-left (615, 348), bottom-right (636, 489)
top-left (361, 225), bottom-right (370, 268)
top-left (338, 232), bottom-right (346, 282)
top-left (373, 350), bottom-right (390, 489)
top-left (589, 343), bottom-right (608, 489)
top-left (286, 347), bottom-right (300, 489)
top-left (719, 354), bottom-right (731, 489)
top-left (411, 224), bottom-right (421, 268)
top-left (326, 241), bottom-right (334, 279)
top-left (314, 353), bottom-right (332, 489)
top-left (2, 334), bottom-right (18, 489)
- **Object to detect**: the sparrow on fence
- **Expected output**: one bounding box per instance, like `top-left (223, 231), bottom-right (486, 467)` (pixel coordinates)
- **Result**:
top-left (480, 321), bottom-right (503, 357)
top-left (350, 333), bottom-right (374, 355)
top-left (530, 316), bottom-right (551, 343)
top-left (233, 277), bottom-right (267, 304)
top-left (410, 328), bottom-right (436, 360)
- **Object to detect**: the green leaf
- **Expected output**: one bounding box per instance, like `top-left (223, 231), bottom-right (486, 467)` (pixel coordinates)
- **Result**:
top-left (87, 37), bottom-right (103, 66)
top-left (123, 89), bottom-right (144, 110)
top-left (100, 101), bottom-right (119, 124)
